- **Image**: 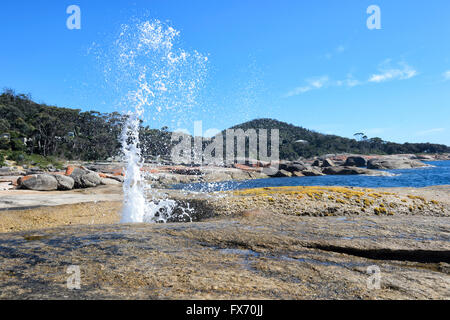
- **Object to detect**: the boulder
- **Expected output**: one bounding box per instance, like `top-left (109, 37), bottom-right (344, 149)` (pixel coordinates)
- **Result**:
top-left (332, 160), bottom-right (346, 166)
top-left (301, 169), bottom-right (325, 176)
top-left (26, 167), bottom-right (45, 175)
top-left (344, 156), bottom-right (367, 167)
top-left (322, 166), bottom-right (393, 176)
top-left (414, 155), bottom-right (435, 161)
top-left (435, 154), bottom-right (450, 161)
top-left (292, 171), bottom-right (305, 177)
top-left (232, 163), bottom-right (260, 172)
top-left (279, 161), bottom-right (307, 173)
top-left (69, 167), bottom-right (101, 188)
top-left (0, 167), bottom-right (26, 176)
top-left (19, 174), bottom-right (58, 191)
top-left (321, 159), bottom-right (335, 167)
top-left (169, 167), bottom-right (203, 176)
top-left (270, 169), bottom-right (293, 178)
top-left (248, 171), bottom-right (269, 180)
top-left (254, 160), bottom-right (271, 168)
top-left (100, 178), bottom-right (122, 186)
top-left (108, 175), bottom-right (125, 183)
top-left (46, 165), bottom-right (57, 172)
top-left (53, 175), bottom-right (75, 190)
top-left (69, 167), bottom-right (89, 187)
top-left (367, 158), bottom-right (429, 170)
top-left (322, 166), bottom-right (366, 175)
top-left (312, 160), bottom-right (322, 167)
top-left (80, 172), bottom-right (102, 188)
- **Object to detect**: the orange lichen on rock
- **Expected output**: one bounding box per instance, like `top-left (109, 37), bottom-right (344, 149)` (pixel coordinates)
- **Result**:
top-left (65, 166), bottom-right (75, 176)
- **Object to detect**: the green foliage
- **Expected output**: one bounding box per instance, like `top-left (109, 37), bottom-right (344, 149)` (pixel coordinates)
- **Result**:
top-left (0, 90), bottom-right (449, 162)
top-left (0, 89), bottom-right (175, 162)
top-left (2, 150), bottom-right (63, 169)
top-left (5, 151), bottom-right (26, 164)
top-left (227, 118), bottom-right (450, 160)
top-left (24, 154), bottom-right (64, 170)
top-left (0, 118), bottom-right (10, 132)
top-left (0, 151), bottom-right (6, 167)
top-left (10, 138), bottom-right (26, 152)
top-left (0, 138), bottom-right (9, 150)
top-left (0, 90), bottom-right (126, 161)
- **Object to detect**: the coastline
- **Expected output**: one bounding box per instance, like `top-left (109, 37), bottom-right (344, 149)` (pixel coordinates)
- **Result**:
top-left (0, 191), bottom-right (449, 299)
top-left (0, 184), bottom-right (449, 233)
top-left (0, 157), bottom-right (449, 300)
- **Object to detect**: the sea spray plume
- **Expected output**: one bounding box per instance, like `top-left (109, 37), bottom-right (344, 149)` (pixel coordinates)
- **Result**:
top-left (109, 20), bottom-right (208, 123)
top-left (101, 19), bottom-right (207, 223)
top-left (120, 81), bottom-right (147, 223)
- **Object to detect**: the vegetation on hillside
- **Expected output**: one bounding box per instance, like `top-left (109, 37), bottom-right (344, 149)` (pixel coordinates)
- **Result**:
top-left (228, 118), bottom-right (450, 160)
top-left (0, 89), bottom-right (174, 165)
top-left (0, 89), bottom-right (125, 160)
top-left (1, 89), bottom-right (449, 165)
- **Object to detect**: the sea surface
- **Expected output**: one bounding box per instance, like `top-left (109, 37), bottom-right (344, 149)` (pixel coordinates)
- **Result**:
top-left (171, 161), bottom-right (450, 192)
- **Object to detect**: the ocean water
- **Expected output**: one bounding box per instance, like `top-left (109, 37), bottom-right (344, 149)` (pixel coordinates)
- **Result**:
top-left (172, 161), bottom-right (450, 192)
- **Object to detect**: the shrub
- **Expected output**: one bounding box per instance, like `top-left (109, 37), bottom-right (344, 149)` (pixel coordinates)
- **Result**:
top-left (10, 138), bottom-right (26, 152)
top-left (0, 151), bottom-right (6, 167)
top-left (0, 138), bottom-right (10, 150)
top-left (3, 151), bottom-right (63, 170)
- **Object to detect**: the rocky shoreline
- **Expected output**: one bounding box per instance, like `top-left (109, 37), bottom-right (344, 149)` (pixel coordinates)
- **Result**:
top-left (0, 205), bottom-right (448, 299)
top-left (0, 184), bottom-right (449, 299)
top-left (1, 153), bottom-right (447, 191)
top-left (0, 154), bottom-right (449, 300)
top-left (1, 184), bottom-right (449, 231)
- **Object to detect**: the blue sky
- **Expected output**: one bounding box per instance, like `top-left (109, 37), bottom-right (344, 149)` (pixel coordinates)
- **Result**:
top-left (1, 0), bottom-right (449, 145)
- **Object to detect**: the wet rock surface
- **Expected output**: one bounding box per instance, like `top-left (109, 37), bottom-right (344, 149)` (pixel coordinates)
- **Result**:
top-left (0, 214), bottom-right (448, 299)
top-left (0, 185), bottom-right (449, 299)
top-left (206, 186), bottom-right (449, 218)
top-left (1, 185), bottom-right (449, 228)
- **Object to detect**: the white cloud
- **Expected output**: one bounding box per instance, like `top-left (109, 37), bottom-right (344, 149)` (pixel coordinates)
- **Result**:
top-left (336, 45), bottom-right (345, 53)
top-left (286, 73), bottom-right (362, 97)
top-left (284, 60), bottom-right (417, 98)
top-left (285, 76), bottom-right (329, 97)
top-left (443, 70), bottom-right (450, 80)
top-left (368, 62), bottom-right (417, 83)
top-left (416, 128), bottom-right (446, 136)
top-left (336, 74), bottom-right (361, 88)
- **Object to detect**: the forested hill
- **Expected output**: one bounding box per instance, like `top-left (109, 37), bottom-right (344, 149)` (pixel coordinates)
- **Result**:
top-left (0, 90), bottom-right (125, 160)
top-left (230, 118), bottom-right (450, 160)
top-left (0, 90), bottom-right (171, 161)
top-left (1, 90), bottom-right (449, 162)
